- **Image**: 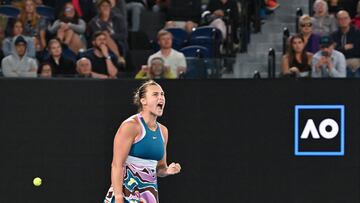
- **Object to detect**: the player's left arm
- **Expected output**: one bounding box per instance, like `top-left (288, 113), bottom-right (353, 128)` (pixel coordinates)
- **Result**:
top-left (156, 124), bottom-right (181, 177)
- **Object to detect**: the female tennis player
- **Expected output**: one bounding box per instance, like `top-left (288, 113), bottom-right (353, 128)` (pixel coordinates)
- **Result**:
top-left (104, 80), bottom-right (181, 203)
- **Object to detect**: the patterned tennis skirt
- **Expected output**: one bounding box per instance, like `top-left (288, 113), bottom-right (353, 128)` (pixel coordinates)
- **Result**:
top-left (104, 163), bottom-right (159, 203)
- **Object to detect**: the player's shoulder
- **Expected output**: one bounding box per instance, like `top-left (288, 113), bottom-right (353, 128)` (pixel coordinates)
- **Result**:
top-left (120, 114), bottom-right (141, 130)
top-left (158, 122), bottom-right (168, 135)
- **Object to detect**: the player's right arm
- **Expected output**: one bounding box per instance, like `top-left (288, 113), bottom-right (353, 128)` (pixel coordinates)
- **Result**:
top-left (111, 119), bottom-right (139, 202)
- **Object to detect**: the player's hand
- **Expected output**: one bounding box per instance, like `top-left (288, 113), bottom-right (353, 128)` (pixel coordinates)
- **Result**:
top-left (165, 162), bottom-right (181, 175)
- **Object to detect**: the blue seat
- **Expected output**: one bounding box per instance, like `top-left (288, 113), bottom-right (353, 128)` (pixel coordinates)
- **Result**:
top-left (184, 58), bottom-right (207, 79)
top-left (180, 45), bottom-right (209, 58)
top-left (36, 6), bottom-right (55, 21)
top-left (347, 67), bottom-right (360, 78)
top-left (165, 27), bottom-right (189, 50)
top-left (189, 26), bottom-right (222, 57)
top-left (0, 5), bottom-right (20, 18)
top-left (189, 36), bottom-right (216, 57)
top-left (191, 26), bottom-right (222, 40)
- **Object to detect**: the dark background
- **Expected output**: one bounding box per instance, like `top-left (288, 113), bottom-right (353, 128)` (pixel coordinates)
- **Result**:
top-left (0, 78), bottom-right (359, 203)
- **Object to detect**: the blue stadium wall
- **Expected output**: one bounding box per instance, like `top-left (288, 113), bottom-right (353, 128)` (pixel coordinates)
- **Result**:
top-left (0, 78), bottom-right (359, 202)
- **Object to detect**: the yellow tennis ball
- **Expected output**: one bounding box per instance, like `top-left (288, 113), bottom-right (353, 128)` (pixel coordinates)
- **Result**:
top-left (33, 177), bottom-right (42, 187)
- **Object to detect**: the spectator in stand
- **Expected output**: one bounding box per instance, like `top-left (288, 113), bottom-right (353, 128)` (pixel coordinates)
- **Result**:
top-left (206, 0), bottom-right (240, 45)
top-left (331, 10), bottom-right (360, 76)
top-left (46, 39), bottom-right (76, 77)
top-left (88, 0), bottom-right (127, 63)
top-left (351, 1), bottom-right (360, 29)
top-left (136, 57), bottom-right (176, 79)
top-left (48, 2), bottom-right (86, 54)
top-left (147, 30), bottom-right (186, 78)
top-left (76, 57), bottom-right (109, 78)
top-left (340, 0), bottom-right (359, 17)
top-left (326, 0), bottom-right (341, 14)
top-left (126, 0), bottom-right (147, 32)
top-left (151, 0), bottom-right (170, 13)
top-left (2, 19), bottom-right (36, 58)
top-left (312, 35), bottom-right (346, 77)
top-left (110, 0), bottom-right (127, 21)
top-left (84, 31), bottom-right (123, 78)
top-left (298, 15), bottom-right (321, 54)
top-left (312, 0), bottom-right (337, 36)
top-left (38, 62), bottom-right (52, 77)
top-left (164, 20), bottom-right (198, 34)
top-left (2, 36), bottom-right (38, 77)
top-left (53, 0), bottom-right (97, 23)
top-left (19, 0), bottom-right (48, 51)
top-left (282, 34), bottom-right (313, 77)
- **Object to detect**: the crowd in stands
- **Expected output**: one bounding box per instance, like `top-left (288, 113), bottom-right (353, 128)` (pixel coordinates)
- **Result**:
top-left (0, 0), bottom-right (281, 79)
top-left (281, 0), bottom-right (360, 78)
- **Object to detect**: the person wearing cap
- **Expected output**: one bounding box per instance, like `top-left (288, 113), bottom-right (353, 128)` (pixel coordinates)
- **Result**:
top-left (311, 35), bottom-right (346, 78)
top-left (331, 10), bottom-right (360, 76)
top-left (135, 57), bottom-right (176, 79)
top-left (2, 19), bottom-right (36, 59)
top-left (1, 36), bottom-right (38, 77)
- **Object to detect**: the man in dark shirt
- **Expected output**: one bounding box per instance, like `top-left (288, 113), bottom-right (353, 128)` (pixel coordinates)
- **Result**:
top-left (84, 31), bottom-right (123, 78)
top-left (331, 10), bottom-right (360, 74)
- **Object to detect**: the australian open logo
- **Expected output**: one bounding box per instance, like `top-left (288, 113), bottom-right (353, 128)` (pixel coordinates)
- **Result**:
top-left (294, 105), bottom-right (345, 156)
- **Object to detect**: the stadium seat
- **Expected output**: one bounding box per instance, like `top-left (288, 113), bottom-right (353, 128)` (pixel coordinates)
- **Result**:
top-left (180, 45), bottom-right (209, 58)
top-left (190, 26), bottom-right (222, 57)
top-left (191, 26), bottom-right (222, 40)
top-left (165, 27), bottom-right (189, 50)
top-left (36, 6), bottom-right (55, 21)
top-left (0, 5), bottom-right (20, 18)
top-left (183, 58), bottom-right (207, 79)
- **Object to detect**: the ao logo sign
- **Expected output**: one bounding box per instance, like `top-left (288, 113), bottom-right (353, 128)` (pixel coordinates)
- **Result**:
top-left (294, 105), bottom-right (345, 156)
top-left (300, 118), bottom-right (339, 139)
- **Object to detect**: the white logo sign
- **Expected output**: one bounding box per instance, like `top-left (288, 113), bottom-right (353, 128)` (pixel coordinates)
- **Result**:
top-left (300, 118), bottom-right (339, 140)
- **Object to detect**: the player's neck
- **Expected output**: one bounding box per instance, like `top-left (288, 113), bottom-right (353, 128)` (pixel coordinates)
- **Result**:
top-left (140, 112), bottom-right (157, 127)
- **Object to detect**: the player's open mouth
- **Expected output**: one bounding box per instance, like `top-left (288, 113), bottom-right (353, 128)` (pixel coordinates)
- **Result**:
top-left (157, 103), bottom-right (164, 109)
